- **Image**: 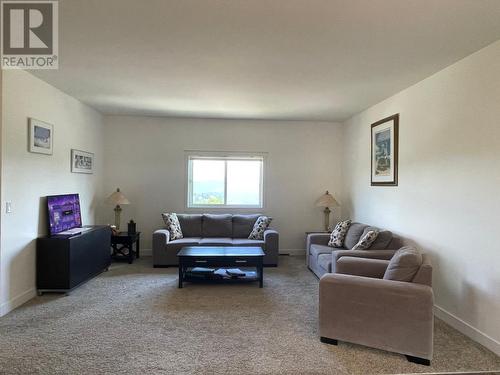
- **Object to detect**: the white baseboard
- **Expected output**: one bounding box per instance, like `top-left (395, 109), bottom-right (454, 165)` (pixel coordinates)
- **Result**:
top-left (434, 304), bottom-right (500, 356)
top-left (0, 288), bottom-right (37, 317)
top-left (280, 248), bottom-right (305, 256)
top-left (141, 248), bottom-right (152, 256)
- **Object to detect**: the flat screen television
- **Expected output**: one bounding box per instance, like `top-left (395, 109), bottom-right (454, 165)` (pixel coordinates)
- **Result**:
top-left (47, 194), bottom-right (82, 235)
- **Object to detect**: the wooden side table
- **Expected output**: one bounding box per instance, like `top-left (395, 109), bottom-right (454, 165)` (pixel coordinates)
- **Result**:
top-left (111, 232), bottom-right (141, 264)
top-left (305, 231), bottom-right (330, 235)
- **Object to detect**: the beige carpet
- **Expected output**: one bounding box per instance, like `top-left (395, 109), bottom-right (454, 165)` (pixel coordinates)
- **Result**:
top-left (0, 256), bottom-right (498, 375)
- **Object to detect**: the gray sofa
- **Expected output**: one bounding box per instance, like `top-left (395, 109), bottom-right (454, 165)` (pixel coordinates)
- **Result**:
top-left (306, 222), bottom-right (401, 278)
top-left (319, 254), bottom-right (434, 364)
top-left (153, 214), bottom-right (279, 267)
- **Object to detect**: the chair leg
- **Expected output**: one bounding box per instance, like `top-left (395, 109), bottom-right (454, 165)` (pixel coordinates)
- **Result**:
top-left (405, 355), bottom-right (430, 366)
top-left (320, 337), bottom-right (338, 345)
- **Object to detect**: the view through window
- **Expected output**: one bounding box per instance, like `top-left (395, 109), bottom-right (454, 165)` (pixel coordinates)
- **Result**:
top-left (187, 155), bottom-right (264, 207)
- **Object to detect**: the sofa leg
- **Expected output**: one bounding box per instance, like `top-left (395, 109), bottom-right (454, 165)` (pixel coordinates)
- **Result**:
top-left (320, 337), bottom-right (338, 345)
top-left (405, 355), bottom-right (430, 366)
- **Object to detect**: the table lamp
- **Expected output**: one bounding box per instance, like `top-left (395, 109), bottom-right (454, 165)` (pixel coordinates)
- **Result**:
top-left (315, 191), bottom-right (339, 231)
top-left (106, 188), bottom-right (130, 231)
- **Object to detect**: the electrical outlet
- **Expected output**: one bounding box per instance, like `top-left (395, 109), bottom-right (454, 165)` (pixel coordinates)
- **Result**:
top-left (6, 201), bottom-right (12, 213)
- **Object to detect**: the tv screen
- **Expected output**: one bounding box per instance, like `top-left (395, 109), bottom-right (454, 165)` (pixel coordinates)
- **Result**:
top-left (47, 194), bottom-right (82, 235)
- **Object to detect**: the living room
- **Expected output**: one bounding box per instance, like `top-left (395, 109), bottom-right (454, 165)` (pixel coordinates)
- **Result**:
top-left (0, 1), bottom-right (499, 374)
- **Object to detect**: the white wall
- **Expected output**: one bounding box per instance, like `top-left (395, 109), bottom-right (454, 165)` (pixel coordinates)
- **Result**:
top-left (0, 70), bottom-right (104, 316)
top-left (102, 116), bottom-right (343, 251)
top-left (341, 40), bottom-right (500, 354)
top-left (0, 69), bottom-right (3, 300)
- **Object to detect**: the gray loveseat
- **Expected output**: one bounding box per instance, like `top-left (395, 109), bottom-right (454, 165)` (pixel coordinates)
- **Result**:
top-left (306, 222), bottom-right (401, 278)
top-left (153, 214), bottom-right (279, 267)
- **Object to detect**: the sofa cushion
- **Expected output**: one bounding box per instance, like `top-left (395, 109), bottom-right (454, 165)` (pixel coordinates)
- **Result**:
top-left (344, 222), bottom-right (368, 249)
top-left (318, 253), bottom-right (332, 272)
top-left (199, 237), bottom-right (233, 246)
top-left (383, 246), bottom-right (422, 282)
top-left (169, 237), bottom-right (201, 245)
top-left (310, 244), bottom-right (333, 260)
top-left (202, 214), bottom-right (233, 237)
top-left (165, 237), bottom-right (201, 253)
top-left (328, 220), bottom-right (352, 247)
top-left (231, 238), bottom-right (265, 247)
top-left (248, 216), bottom-right (273, 240)
top-left (363, 227), bottom-right (393, 249)
top-left (177, 214), bottom-right (202, 237)
top-left (352, 230), bottom-right (379, 250)
top-left (161, 213), bottom-right (183, 240)
top-left (232, 214), bottom-right (260, 238)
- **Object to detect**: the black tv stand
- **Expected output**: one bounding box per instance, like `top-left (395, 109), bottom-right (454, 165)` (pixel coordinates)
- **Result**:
top-left (37, 225), bottom-right (111, 295)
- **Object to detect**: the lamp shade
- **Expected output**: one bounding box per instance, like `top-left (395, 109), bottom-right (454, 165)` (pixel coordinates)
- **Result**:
top-left (315, 191), bottom-right (339, 208)
top-left (106, 188), bottom-right (130, 206)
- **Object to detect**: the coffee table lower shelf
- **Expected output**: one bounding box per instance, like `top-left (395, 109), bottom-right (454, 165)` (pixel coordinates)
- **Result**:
top-left (182, 270), bottom-right (261, 285)
top-left (177, 246), bottom-right (265, 288)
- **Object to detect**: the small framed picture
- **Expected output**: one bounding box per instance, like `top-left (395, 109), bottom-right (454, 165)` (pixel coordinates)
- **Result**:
top-left (29, 118), bottom-right (53, 155)
top-left (71, 149), bottom-right (94, 174)
top-left (371, 114), bottom-right (399, 186)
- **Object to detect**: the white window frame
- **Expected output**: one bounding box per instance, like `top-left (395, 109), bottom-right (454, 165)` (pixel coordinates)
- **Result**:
top-left (186, 151), bottom-right (266, 209)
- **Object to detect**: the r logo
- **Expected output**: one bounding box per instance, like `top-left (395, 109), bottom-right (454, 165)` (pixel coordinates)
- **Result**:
top-left (3, 2), bottom-right (53, 54)
top-left (1, 1), bottom-right (58, 69)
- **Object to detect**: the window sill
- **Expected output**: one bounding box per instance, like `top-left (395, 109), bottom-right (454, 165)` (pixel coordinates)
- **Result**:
top-left (187, 205), bottom-right (264, 210)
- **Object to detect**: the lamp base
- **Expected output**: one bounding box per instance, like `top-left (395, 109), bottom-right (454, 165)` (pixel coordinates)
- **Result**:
top-left (323, 207), bottom-right (331, 232)
top-left (114, 205), bottom-right (122, 231)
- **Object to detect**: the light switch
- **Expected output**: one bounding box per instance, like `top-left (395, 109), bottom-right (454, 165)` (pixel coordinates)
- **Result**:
top-left (6, 201), bottom-right (12, 213)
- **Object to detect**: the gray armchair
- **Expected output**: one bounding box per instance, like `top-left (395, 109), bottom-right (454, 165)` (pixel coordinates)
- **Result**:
top-left (319, 254), bottom-right (434, 365)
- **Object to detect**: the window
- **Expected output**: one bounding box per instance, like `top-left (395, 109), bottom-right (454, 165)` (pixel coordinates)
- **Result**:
top-left (187, 154), bottom-right (264, 208)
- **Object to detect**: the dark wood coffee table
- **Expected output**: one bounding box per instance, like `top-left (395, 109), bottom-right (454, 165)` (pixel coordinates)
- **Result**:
top-left (177, 246), bottom-right (265, 288)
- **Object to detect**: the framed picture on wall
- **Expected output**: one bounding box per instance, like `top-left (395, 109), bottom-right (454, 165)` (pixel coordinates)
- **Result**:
top-left (71, 149), bottom-right (94, 174)
top-left (371, 114), bottom-right (399, 186)
top-left (28, 118), bottom-right (53, 155)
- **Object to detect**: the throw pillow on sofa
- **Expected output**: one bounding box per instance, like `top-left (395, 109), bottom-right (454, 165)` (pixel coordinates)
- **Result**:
top-left (248, 216), bottom-right (272, 240)
top-left (328, 220), bottom-right (351, 248)
top-left (352, 230), bottom-right (379, 250)
top-left (161, 213), bottom-right (183, 240)
top-left (383, 246), bottom-right (422, 282)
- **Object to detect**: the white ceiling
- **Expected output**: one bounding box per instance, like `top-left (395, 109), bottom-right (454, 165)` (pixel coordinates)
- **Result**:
top-left (32, 0), bottom-right (500, 121)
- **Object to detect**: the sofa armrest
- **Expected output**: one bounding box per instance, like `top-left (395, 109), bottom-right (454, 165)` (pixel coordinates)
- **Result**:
top-left (306, 233), bottom-right (330, 248)
top-left (152, 229), bottom-right (179, 267)
top-left (264, 229), bottom-right (279, 249)
top-left (336, 257), bottom-right (389, 278)
top-left (264, 228), bottom-right (278, 237)
top-left (320, 273), bottom-right (434, 312)
top-left (331, 249), bottom-right (397, 273)
top-left (153, 229), bottom-right (170, 249)
top-left (319, 273), bottom-right (434, 359)
top-left (306, 233), bottom-right (331, 265)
